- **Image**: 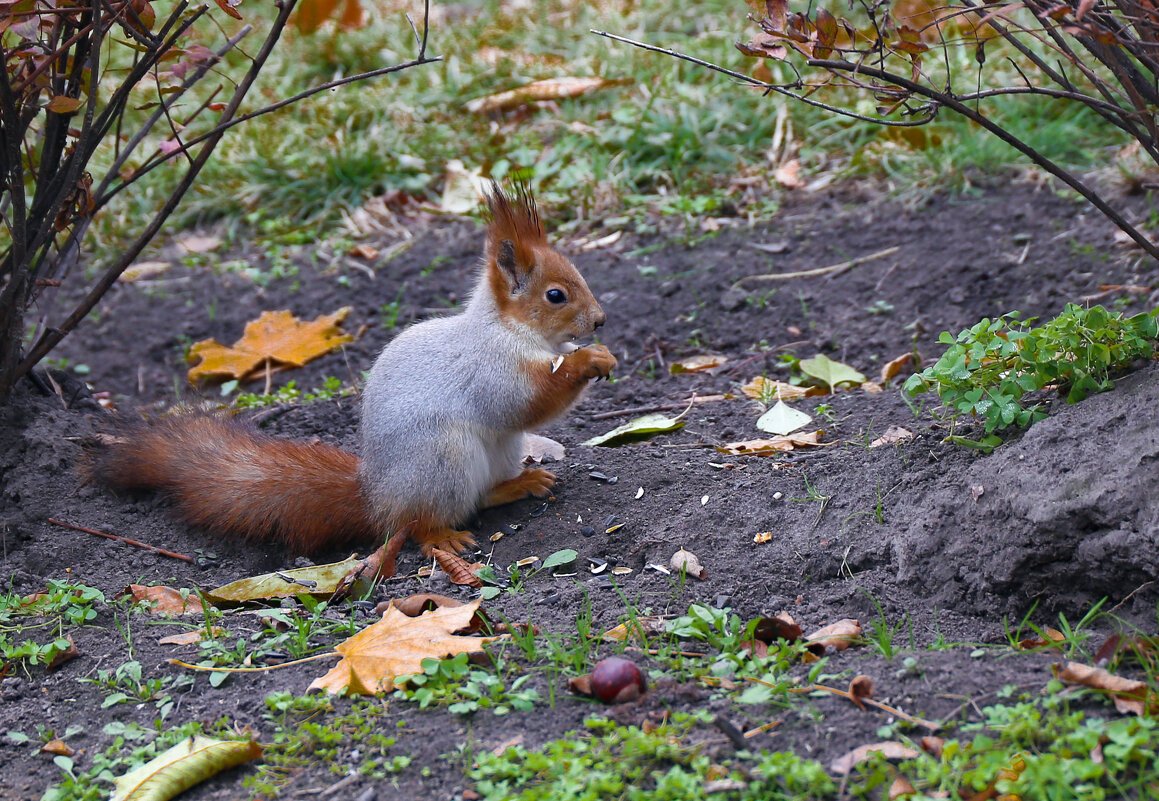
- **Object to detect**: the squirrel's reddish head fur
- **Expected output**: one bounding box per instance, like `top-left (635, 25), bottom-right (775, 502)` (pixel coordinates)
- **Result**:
top-left (484, 182), bottom-right (546, 269)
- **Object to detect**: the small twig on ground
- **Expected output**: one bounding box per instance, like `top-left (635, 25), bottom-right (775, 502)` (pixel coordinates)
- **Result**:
top-left (733, 246), bottom-right (900, 286)
top-left (589, 394), bottom-right (730, 420)
top-left (46, 517), bottom-right (194, 562)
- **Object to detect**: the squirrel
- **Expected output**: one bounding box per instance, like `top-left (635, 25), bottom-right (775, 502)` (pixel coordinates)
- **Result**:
top-left (92, 183), bottom-right (616, 562)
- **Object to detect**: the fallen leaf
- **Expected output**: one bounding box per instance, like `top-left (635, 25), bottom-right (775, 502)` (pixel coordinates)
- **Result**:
top-left (465, 77), bottom-right (622, 114)
top-left (348, 243), bottom-right (378, 260)
top-left (805, 619), bottom-right (862, 652)
top-left (830, 741), bottom-right (920, 775)
top-left (583, 413), bottom-right (686, 447)
top-left (716, 431), bottom-right (825, 456)
top-left (46, 635), bottom-right (79, 672)
top-left (205, 555), bottom-right (365, 602)
top-left (756, 400), bottom-right (812, 435)
top-left (431, 548), bottom-right (484, 588)
top-left (741, 376), bottom-right (819, 401)
top-left (880, 352), bottom-right (915, 383)
top-left (176, 233), bottom-right (221, 254)
top-left (889, 775), bottom-right (918, 799)
top-left (849, 675), bottom-right (874, 710)
top-left (800, 354), bottom-right (866, 392)
top-left (869, 425), bottom-right (914, 448)
top-left (308, 599), bottom-right (503, 695)
top-left (669, 354), bottom-right (728, 374)
top-left (391, 593), bottom-right (464, 617)
top-left (522, 433), bottom-right (565, 463)
top-left (669, 548), bottom-right (707, 580)
top-left (439, 159), bottom-right (485, 214)
top-left (40, 739), bottom-right (75, 757)
top-left (121, 585), bottom-right (204, 615)
top-left (748, 613), bottom-right (803, 654)
top-left (119, 261), bottom-right (171, 282)
top-left (159, 629), bottom-right (226, 646)
top-left (1055, 661), bottom-right (1154, 715)
top-left (111, 736), bottom-right (261, 801)
top-left (861, 381), bottom-right (883, 394)
top-left (187, 307), bottom-right (353, 383)
top-left (1016, 627), bottom-right (1065, 650)
top-left (601, 616), bottom-right (667, 643)
top-left (753, 531), bottom-right (772, 544)
top-left (773, 158), bottom-right (806, 189)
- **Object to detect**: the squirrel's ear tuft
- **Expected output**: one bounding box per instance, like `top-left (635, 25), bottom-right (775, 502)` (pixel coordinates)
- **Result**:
top-left (485, 180), bottom-right (545, 252)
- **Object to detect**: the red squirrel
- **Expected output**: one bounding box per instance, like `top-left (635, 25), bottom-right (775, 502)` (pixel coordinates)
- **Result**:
top-left (93, 184), bottom-right (616, 559)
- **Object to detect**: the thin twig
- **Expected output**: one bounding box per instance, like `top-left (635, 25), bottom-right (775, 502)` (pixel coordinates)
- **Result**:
top-left (589, 394), bottom-right (730, 420)
top-left (47, 518), bottom-right (194, 562)
top-left (733, 246), bottom-right (900, 286)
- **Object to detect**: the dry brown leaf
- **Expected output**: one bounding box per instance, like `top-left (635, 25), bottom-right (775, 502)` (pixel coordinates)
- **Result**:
top-left (849, 675), bottom-right (874, 710)
top-left (741, 376), bottom-right (819, 401)
top-left (889, 775), bottom-right (918, 799)
top-left (119, 261), bottom-right (171, 282)
top-left (391, 593), bottom-right (464, 617)
top-left (880, 352), bottom-right (915, 383)
top-left (176, 233), bottom-right (221, 254)
top-left (121, 585), bottom-right (204, 615)
top-left (870, 425), bottom-right (914, 448)
top-left (465, 77), bottom-right (622, 114)
top-left (920, 736), bottom-right (944, 758)
top-left (309, 599), bottom-right (503, 695)
top-left (861, 381), bottom-right (884, 394)
top-left (348, 243), bottom-right (379, 260)
top-left (669, 354), bottom-right (728, 374)
top-left (1016, 626), bottom-right (1066, 650)
top-left (1055, 661), bottom-right (1154, 715)
top-left (773, 158), bottom-right (806, 189)
top-left (601, 616), bottom-right (668, 643)
top-left (187, 308), bottom-right (353, 383)
top-left (46, 634), bottom-right (79, 672)
top-left (753, 531), bottom-right (773, 544)
top-left (830, 741), bottom-right (920, 775)
top-left (522, 433), bottom-right (565, 463)
top-left (431, 548), bottom-right (484, 588)
top-left (716, 431), bottom-right (825, 456)
top-left (293, 0), bottom-right (364, 32)
top-left (159, 629), bottom-right (226, 646)
top-left (805, 618), bottom-right (862, 652)
top-left (41, 739), bottom-right (75, 757)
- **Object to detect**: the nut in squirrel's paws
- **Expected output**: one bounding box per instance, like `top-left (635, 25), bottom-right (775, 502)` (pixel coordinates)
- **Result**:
top-left (582, 345), bottom-right (617, 380)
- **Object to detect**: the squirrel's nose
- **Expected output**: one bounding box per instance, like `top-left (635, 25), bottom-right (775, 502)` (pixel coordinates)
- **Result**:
top-left (593, 310), bottom-right (606, 329)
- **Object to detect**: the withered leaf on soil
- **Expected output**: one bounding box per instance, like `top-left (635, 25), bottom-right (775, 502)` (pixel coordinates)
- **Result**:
top-left (464, 77), bottom-right (625, 114)
top-left (799, 354), bottom-right (866, 392)
top-left (583, 413), bottom-right (686, 447)
top-left (756, 400), bottom-right (812, 435)
top-left (159, 629), bottom-right (226, 646)
top-left (187, 308), bottom-right (353, 384)
top-left (742, 376), bottom-right (821, 402)
top-left (1016, 626), bottom-right (1065, 650)
top-left (716, 430), bottom-right (825, 456)
top-left (869, 425), bottom-right (914, 448)
top-left (805, 618), bottom-right (862, 652)
top-left (888, 776), bottom-right (917, 800)
top-left (111, 736), bottom-right (262, 801)
top-left (431, 548), bottom-right (484, 588)
top-left (669, 354), bottom-right (728, 374)
top-left (773, 158), bottom-right (806, 189)
top-left (880, 352), bottom-right (915, 384)
top-left (1055, 661), bottom-right (1155, 716)
top-left (601, 616), bottom-right (668, 643)
top-left (849, 675), bottom-right (874, 710)
top-left (46, 635), bottom-right (79, 672)
top-left (309, 599), bottom-right (503, 695)
top-left (522, 432), bottom-right (565, 463)
top-left (1095, 633), bottom-right (1158, 666)
top-left (830, 741), bottom-right (921, 775)
top-left (121, 585), bottom-right (204, 616)
top-left (205, 555), bottom-right (366, 603)
top-left (40, 739), bottom-right (75, 757)
top-left (745, 613), bottom-right (803, 657)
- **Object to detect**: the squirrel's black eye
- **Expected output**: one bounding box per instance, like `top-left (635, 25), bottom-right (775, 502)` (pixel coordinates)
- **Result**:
top-left (546, 288), bottom-right (567, 304)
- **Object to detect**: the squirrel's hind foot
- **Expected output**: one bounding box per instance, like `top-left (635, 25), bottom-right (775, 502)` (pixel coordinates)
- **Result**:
top-left (484, 468), bottom-right (557, 508)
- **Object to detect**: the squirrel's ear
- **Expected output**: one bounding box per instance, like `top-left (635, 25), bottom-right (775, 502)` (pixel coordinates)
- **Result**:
top-left (496, 238), bottom-right (530, 294)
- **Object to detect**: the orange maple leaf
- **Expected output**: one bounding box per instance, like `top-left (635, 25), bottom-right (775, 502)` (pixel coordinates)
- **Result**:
top-left (187, 307), bottom-right (353, 383)
top-left (308, 599), bottom-right (504, 695)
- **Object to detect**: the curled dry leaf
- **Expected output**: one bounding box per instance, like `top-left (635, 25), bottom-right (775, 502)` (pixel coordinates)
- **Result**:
top-left (601, 615), bottom-right (668, 643)
top-left (118, 261), bottom-right (171, 282)
top-left (849, 675), bottom-right (874, 710)
top-left (888, 775), bottom-right (918, 800)
top-left (753, 531), bottom-right (773, 544)
top-left (111, 736), bottom-right (262, 801)
top-left (716, 431), bottom-right (825, 456)
top-left (431, 548), bottom-right (484, 588)
top-left (869, 425), bottom-right (914, 448)
top-left (830, 741), bottom-right (920, 776)
top-left (741, 376), bottom-right (818, 402)
top-left (805, 618), bottom-right (862, 653)
top-left (46, 634), bottom-right (79, 672)
top-left (522, 433), bottom-right (565, 463)
top-left (159, 629), bottom-right (226, 646)
top-left (390, 593), bottom-right (464, 617)
top-left (465, 76), bottom-right (624, 114)
top-left (669, 354), bottom-right (728, 374)
top-left (919, 736), bottom-right (944, 758)
top-left (121, 585), bottom-right (204, 616)
top-left (348, 243), bottom-right (379, 261)
top-left (206, 555), bottom-right (364, 602)
top-left (1016, 626), bottom-right (1065, 650)
top-left (669, 548), bottom-right (707, 580)
top-left (880, 352), bottom-right (915, 384)
top-left (187, 308), bottom-right (354, 384)
top-left (1055, 660), bottom-right (1154, 715)
top-left (40, 739), bottom-right (75, 757)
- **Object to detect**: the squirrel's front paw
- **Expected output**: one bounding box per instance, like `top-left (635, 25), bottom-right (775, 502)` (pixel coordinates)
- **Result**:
top-left (581, 344), bottom-right (617, 380)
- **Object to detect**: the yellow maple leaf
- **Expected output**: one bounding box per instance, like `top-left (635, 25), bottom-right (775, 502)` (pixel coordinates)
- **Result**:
top-left (309, 598), bottom-right (504, 695)
top-left (187, 307), bottom-right (353, 383)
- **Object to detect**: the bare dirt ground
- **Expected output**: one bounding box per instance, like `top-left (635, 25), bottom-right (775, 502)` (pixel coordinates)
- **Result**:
top-left (2, 181), bottom-right (1158, 799)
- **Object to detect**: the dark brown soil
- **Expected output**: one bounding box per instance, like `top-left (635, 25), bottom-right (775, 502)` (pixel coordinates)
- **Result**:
top-left (3, 182), bottom-right (1158, 800)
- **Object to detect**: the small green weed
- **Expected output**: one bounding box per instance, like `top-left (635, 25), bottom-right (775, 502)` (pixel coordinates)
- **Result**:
top-left (905, 304), bottom-right (1158, 438)
top-left (467, 712), bottom-right (836, 800)
top-left (0, 581), bottom-right (105, 673)
top-left (78, 660), bottom-right (194, 719)
top-left (393, 652), bottom-right (539, 715)
top-left (231, 376), bottom-right (354, 408)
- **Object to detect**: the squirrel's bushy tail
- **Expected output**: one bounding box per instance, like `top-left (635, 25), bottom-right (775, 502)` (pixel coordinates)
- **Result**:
top-left (91, 416), bottom-right (377, 554)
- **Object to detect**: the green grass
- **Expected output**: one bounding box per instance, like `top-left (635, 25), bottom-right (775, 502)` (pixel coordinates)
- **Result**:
top-left (83, 0), bottom-right (1132, 259)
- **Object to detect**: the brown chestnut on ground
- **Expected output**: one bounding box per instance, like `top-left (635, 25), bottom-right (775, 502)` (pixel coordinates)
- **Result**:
top-left (589, 656), bottom-right (647, 704)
